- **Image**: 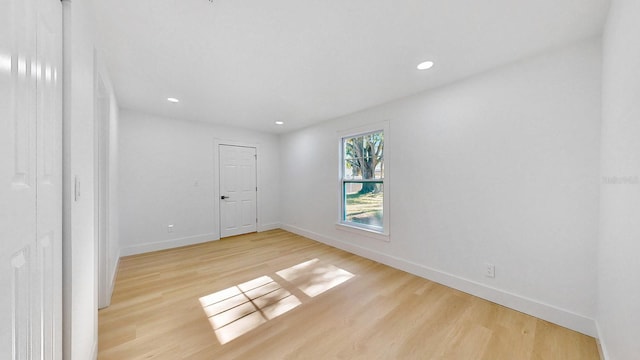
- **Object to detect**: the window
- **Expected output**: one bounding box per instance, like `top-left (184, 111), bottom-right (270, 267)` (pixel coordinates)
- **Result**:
top-left (338, 123), bottom-right (389, 238)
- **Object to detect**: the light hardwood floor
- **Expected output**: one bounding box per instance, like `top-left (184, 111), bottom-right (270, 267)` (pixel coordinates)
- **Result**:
top-left (98, 229), bottom-right (600, 359)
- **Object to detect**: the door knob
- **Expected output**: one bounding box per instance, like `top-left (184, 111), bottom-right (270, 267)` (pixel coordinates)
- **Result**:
top-left (221, 195), bottom-right (229, 199)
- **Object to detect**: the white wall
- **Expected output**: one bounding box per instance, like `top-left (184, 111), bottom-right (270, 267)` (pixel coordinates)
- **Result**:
top-left (62, 0), bottom-right (95, 358)
top-left (62, 0), bottom-right (119, 358)
top-left (281, 38), bottom-right (602, 336)
top-left (597, 0), bottom-right (640, 358)
top-left (118, 110), bottom-right (281, 255)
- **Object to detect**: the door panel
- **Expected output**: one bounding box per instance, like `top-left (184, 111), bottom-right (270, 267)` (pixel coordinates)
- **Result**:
top-left (10, 250), bottom-right (30, 359)
top-left (36, 0), bottom-right (62, 357)
top-left (242, 200), bottom-right (256, 227)
top-left (0, 0), bottom-right (38, 356)
top-left (0, 0), bottom-right (62, 358)
top-left (219, 145), bottom-right (257, 238)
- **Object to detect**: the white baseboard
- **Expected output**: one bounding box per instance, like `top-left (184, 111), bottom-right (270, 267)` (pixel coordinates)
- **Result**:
top-left (110, 252), bottom-right (119, 292)
top-left (259, 222), bottom-right (281, 232)
top-left (595, 321), bottom-right (609, 360)
top-left (281, 224), bottom-right (597, 337)
top-left (91, 339), bottom-right (98, 360)
top-left (120, 232), bottom-right (219, 257)
top-left (106, 252), bottom-right (120, 306)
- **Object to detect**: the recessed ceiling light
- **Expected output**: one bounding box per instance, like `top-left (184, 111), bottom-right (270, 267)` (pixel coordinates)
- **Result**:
top-left (275, 121), bottom-right (284, 125)
top-left (417, 61), bottom-right (435, 70)
top-left (167, 97), bottom-right (180, 103)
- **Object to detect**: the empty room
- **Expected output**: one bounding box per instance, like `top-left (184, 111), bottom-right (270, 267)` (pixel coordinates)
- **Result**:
top-left (1, 0), bottom-right (639, 359)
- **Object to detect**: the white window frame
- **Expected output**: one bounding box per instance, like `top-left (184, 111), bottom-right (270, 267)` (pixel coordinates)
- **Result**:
top-left (336, 121), bottom-right (390, 241)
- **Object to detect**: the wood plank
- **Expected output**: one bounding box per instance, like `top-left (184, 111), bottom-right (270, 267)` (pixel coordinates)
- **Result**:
top-left (98, 229), bottom-right (600, 360)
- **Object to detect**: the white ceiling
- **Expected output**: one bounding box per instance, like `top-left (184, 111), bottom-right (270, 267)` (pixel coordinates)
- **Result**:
top-left (93, 0), bottom-right (610, 134)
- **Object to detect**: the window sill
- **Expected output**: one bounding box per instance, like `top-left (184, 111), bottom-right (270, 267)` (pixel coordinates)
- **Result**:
top-left (335, 222), bottom-right (390, 242)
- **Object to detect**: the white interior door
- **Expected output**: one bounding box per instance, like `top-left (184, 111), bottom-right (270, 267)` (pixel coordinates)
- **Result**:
top-left (0, 0), bottom-right (63, 358)
top-left (219, 145), bottom-right (257, 238)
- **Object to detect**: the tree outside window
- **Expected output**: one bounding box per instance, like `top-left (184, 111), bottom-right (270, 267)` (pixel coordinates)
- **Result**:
top-left (341, 130), bottom-right (384, 230)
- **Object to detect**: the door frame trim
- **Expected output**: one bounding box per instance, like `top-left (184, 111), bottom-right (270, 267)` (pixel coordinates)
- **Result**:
top-left (213, 139), bottom-right (260, 239)
top-left (94, 60), bottom-right (111, 309)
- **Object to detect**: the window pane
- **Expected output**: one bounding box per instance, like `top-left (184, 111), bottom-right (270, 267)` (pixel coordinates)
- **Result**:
top-left (344, 182), bottom-right (383, 228)
top-left (343, 131), bottom-right (384, 180)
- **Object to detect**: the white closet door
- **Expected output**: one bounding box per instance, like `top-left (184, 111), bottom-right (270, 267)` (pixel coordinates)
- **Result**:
top-left (0, 0), bottom-right (63, 358)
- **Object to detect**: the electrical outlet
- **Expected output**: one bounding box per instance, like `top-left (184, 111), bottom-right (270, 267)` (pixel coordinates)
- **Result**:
top-left (167, 224), bottom-right (174, 233)
top-left (485, 263), bottom-right (495, 278)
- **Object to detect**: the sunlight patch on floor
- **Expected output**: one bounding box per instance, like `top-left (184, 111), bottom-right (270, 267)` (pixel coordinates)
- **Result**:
top-left (199, 276), bottom-right (301, 344)
top-left (276, 258), bottom-right (355, 297)
top-left (199, 259), bottom-right (355, 344)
